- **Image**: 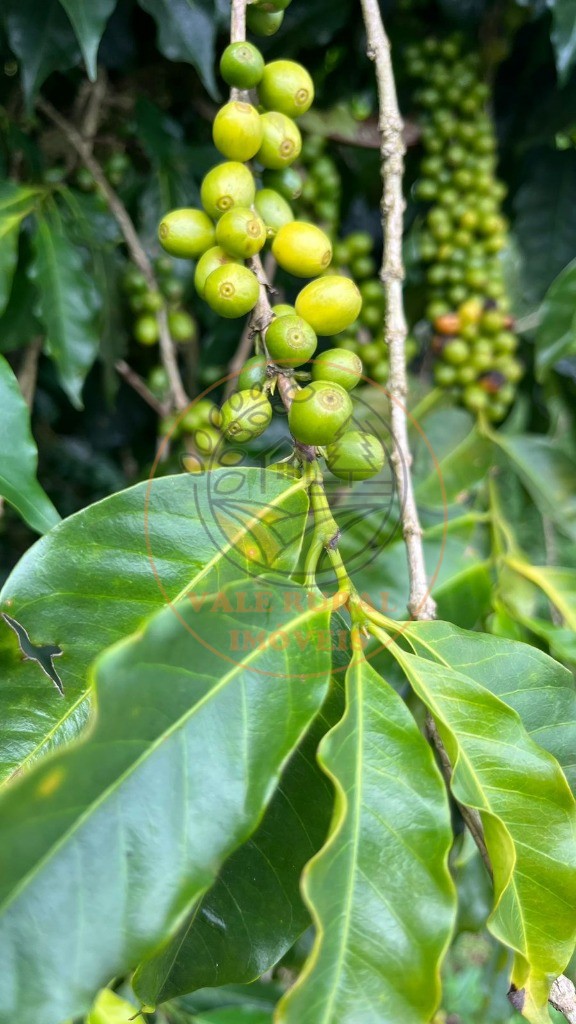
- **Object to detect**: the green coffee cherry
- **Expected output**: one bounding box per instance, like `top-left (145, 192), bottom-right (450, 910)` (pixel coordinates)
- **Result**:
top-left (123, 267), bottom-right (148, 295)
top-left (182, 399), bottom-right (221, 432)
top-left (200, 162), bottom-right (256, 220)
top-left (271, 303), bottom-right (297, 317)
top-left (212, 101), bottom-right (263, 162)
top-left (256, 112), bottom-right (302, 169)
top-left (254, 188), bottom-right (294, 236)
top-left (295, 276), bottom-right (362, 336)
top-left (195, 246), bottom-right (242, 298)
top-left (325, 430), bottom-right (385, 481)
top-left (220, 388), bottom-right (273, 442)
top-left (258, 60), bottom-right (314, 118)
top-left (158, 208), bottom-right (215, 258)
top-left (237, 354), bottom-right (269, 390)
top-left (272, 221), bottom-right (332, 277)
top-left (215, 206), bottom-right (267, 258)
top-left (312, 348), bottom-right (363, 390)
top-left (246, 6), bottom-right (284, 34)
top-left (262, 167), bottom-right (303, 201)
top-left (141, 290), bottom-right (164, 313)
top-left (288, 381), bottom-right (353, 446)
top-left (134, 314), bottom-right (159, 346)
top-left (204, 264), bottom-right (260, 318)
top-left (168, 310), bottom-right (197, 344)
top-left (219, 42), bottom-right (265, 89)
top-left (265, 314), bottom-right (317, 366)
top-left (193, 426), bottom-right (222, 456)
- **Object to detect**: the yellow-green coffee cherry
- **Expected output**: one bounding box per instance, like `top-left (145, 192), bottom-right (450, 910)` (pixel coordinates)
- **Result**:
top-left (256, 112), bottom-right (302, 169)
top-left (204, 264), bottom-right (260, 318)
top-left (182, 399), bottom-right (222, 432)
top-left (246, 6), bottom-right (284, 35)
top-left (271, 302), bottom-right (297, 317)
top-left (262, 166), bottom-right (303, 200)
top-left (200, 162), bottom-right (256, 220)
top-left (265, 314), bottom-right (317, 366)
top-left (288, 381), bottom-right (353, 446)
top-left (194, 246), bottom-right (242, 298)
top-left (193, 426), bottom-right (222, 456)
top-left (212, 101), bottom-right (263, 162)
top-left (325, 430), bottom-right (385, 481)
top-left (254, 188), bottom-right (294, 236)
top-left (215, 206), bottom-right (267, 258)
top-left (258, 59), bottom-right (314, 118)
top-left (312, 347), bottom-right (363, 390)
top-left (134, 314), bottom-right (159, 346)
top-left (220, 388), bottom-right (273, 442)
top-left (219, 42), bottom-right (265, 89)
top-left (168, 310), bottom-right (197, 344)
top-left (158, 208), bottom-right (215, 258)
top-left (272, 221), bottom-right (332, 277)
top-left (295, 276), bottom-right (362, 335)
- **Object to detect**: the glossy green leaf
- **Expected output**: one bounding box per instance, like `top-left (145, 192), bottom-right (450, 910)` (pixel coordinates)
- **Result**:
top-left (0, 183), bottom-right (41, 315)
top-left (57, 0), bottom-right (117, 79)
top-left (29, 210), bottom-right (100, 408)
top-left (0, 577), bottom-right (331, 1024)
top-left (0, 468), bottom-right (308, 784)
top-left (506, 559), bottom-right (576, 630)
top-left (548, 0), bottom-right (576, 85)
top-left (401, 620), bottom-right (576, 793)
top-left (194, 1011), bottom-right (272, 1024)
top-left (3, 0), bottom-right (81, 104)
top-left (382, 622), bottom-right (576, 1022)
top-left (277, 640), bottom-right (456, 1024)
top-left (534, 258), bottom-right (576, 379)
top-left (514, 149), bottom-right (576, 304)
top-left (0, 355), bottom-right (60, 535)
top-left (134, 639), bottom-right (347, 1005)
top-left (137, 0), bottom-right (219, 98)
top-left (415, 425), bottom-right (493, 507)
top-left (492, 432), bottom-right (576, 541)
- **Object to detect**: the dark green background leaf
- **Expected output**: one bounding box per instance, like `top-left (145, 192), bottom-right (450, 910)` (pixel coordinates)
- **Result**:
top-left (0, 355), bottom-right (60, 534)
top-left (57, 0), bottom-right (117, 79)
top-left (535, 257), bottom-right (576, 379)
top-left (548, 0), bottom-right (576, 85)
top-left (137, 0), bottom-right (219, 98)
top-left (3, 0), bottom-right (81, 104)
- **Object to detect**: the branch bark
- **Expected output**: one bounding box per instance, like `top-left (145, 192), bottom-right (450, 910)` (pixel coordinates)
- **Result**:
top-left (36, 96), bottom-right (189, 413)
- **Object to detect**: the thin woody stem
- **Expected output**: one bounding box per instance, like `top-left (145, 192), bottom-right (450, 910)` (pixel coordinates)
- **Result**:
top-left (36, 96), bottom-right (189, 413)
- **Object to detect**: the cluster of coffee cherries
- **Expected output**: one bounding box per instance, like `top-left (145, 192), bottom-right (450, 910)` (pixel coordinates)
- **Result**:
top-left (406, 34), bottom-right (522, 420)
top-left (297, 134), bottom-right (342, 235)
top-left (157, 34), bottom-right (386, 483)
top-left (122, 259), bottom-right (197, 350)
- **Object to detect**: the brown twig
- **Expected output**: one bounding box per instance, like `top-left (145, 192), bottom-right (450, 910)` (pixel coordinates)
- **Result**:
top-left (360, 0), bottom-right (435, 623)
top-left (36, 96), bottom-right (189, 413)
top-left (18, 337), bottom-right (43, 410)
top-left (114, 360), bottom-right (165, 416)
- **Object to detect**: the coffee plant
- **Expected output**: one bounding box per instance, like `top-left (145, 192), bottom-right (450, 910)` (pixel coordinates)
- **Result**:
top-left (0, 2), bottom-right (575, 1024)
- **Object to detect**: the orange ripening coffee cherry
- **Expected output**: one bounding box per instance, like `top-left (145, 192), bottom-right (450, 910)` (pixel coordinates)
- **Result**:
top-left (158, 208), bottom-right (215, 258)
top-left (212, 101), bottom-right (263, 162)
top-left (433, 312), bottom-right (461, 335)
top-left (272, 221), bottom-right (332, 277)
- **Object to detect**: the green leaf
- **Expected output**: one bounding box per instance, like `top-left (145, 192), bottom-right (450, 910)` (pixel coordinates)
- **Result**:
top-left (0, 577), bottom-right (331, 1024)
top-left (29, 209), bottom-right (101, 408)
top-left (547, 0), bottom-right (576, 85)
top-left (134, 660), bottom-right (345, 1004)
top-left (0, 467), bottom-right (308, 784)
top-left (277, 641), bottom-right (456, 1024)
top-left (383, 622), bottom-right (576, 1021)
top-left (3, 0), bottom-right (81, 105)
top-left (505, 560), bottom-right (576, 630)
top-left (194, 1011), bottom-right (272, 1024)
top-left (415, 423), bottom-right (493, 507)
top-left (87, 988), bottom-right (136, 1024)
top-left (0, 354), bottom-right (60, 534)
top-left (514, 149), bottom-right (576, 305)
top-left (137, 0), bottom-right (219, 99)
top-left (492, 432), bottom-right (576, 541)
top-left (0, 183), bottom-right (41, 315)
top-left (57, 0), bottom-right (117, 79)
top-left (535, 258), bottom-right (576, 379)
top-left (400, 620), bottom-right (576, 793)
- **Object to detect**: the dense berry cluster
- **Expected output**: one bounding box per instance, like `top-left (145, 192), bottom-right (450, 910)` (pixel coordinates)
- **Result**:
top-left (297, 133), bottom-right (341, 235)
top-left (157, 18), bottom-right (385, 483)
top-left (406, 34), bottom-right (522, 420)
top-left (122, 260), bottom-right (197, 349)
